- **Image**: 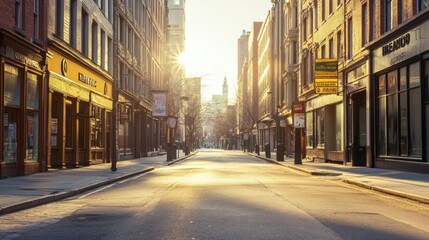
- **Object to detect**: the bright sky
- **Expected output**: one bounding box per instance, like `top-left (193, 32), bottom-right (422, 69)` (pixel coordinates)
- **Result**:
top-left (182, 0), bottom-right (272, 103)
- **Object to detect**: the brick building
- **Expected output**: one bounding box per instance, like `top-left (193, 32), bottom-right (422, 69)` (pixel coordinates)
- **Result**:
top-left (0, 0), bottom-right (48, 177)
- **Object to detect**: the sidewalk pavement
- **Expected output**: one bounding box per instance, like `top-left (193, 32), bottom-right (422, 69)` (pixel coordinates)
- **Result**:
top-left (0, 152), bottom-right (195, 216)
top-left (250, 151), bottom-right (429, 205)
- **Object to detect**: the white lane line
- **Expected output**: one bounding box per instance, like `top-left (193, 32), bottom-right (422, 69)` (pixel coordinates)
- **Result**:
top-left (78, 184), bottom-right (115, 199)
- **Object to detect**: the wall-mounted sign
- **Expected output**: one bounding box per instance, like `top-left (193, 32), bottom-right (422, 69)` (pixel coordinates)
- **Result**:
top-left (315, 59), bottom-right (338, 94)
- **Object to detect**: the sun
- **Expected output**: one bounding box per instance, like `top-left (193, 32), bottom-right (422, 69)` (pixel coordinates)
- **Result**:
top-left (177, 52), bottom-right (188, 67)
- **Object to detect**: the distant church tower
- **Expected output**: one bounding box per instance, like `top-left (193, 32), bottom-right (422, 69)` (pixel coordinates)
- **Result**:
top-left (222, 75), bottom-right (228, 103)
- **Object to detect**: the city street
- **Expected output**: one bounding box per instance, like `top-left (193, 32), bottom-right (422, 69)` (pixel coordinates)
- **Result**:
top-left (1, 149), bottom-right (429, 240)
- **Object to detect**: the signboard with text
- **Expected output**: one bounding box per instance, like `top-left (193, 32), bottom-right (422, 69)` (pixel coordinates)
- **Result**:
top-left (315, 59), bottom-right (338, 94)
top-left (293, 102), bottom-right (305, 129)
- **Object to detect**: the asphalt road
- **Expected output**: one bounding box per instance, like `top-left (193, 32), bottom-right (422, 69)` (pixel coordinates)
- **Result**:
top-left (1, 149), bottom-right (429, 240)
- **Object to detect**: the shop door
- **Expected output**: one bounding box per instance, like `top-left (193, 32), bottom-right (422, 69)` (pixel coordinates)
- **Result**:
top-left (351, 91), bottom-right (366, 166)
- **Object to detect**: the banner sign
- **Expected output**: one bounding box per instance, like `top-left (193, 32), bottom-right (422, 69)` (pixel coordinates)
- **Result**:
top-left (152, 91), bottom-right (167, 117)
top-left (315, 59), bottom-right (338, 94)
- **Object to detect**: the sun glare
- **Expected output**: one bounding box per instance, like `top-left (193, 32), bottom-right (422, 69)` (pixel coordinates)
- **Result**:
top-left (178, 53), bottom-right (188, 67)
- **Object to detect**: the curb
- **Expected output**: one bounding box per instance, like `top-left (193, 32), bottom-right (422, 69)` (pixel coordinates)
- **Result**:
top-left (250, 153), bottom-right (429, 205)
top-left (0, 167), bottom-right (155, 216)
top-left (342, 179), bottom-right (429, 205)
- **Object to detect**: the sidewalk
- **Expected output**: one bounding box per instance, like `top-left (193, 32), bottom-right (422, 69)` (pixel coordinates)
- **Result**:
top-left (0, 152), bottom-right (195, 216)
top-left (250, 151), bottom-right (429, 205)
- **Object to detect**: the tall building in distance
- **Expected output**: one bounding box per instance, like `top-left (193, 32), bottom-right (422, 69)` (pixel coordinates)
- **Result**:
top-left (167, 0), bottom-right (186, 144)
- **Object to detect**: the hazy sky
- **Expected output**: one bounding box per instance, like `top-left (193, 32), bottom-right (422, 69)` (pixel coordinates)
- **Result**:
top-left (183, 0), bottom-right (272, 102)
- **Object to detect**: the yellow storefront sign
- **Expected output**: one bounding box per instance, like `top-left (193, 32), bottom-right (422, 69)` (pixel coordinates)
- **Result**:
top-left (315, 59), bottom-right (338, 94)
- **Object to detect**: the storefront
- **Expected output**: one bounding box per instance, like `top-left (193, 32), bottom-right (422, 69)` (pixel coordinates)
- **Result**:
top-left (47, 47), bottom-right (113, 168)
top-left (305, 94), bottom-right (344, 163)
top-left (370, 17), bottom-right (429, 173)
top-left (0, 30), bottom-right (47, 178)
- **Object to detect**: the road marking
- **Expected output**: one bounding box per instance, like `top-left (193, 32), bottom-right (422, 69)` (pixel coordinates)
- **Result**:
top-left (78, 184), bottom-right (115, 199)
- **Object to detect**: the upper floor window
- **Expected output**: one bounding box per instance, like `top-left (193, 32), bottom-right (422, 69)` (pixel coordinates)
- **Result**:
top-left (417, 0), bottom-right (428, 12)
top-left (33, 0), bottom-right (40, 40)
top-left (55, 0), bottom-right (64, 37)
top-left (347, 17), bottom-right (353, 60)
top-left (15, 0), bottom-right (23, 30)
top-left (92, 21), bottom-right (98, 63)
top-left (322, 0), bottom-right (326, 21)
top-left (385, 0), bottom-right (392, 32)
top-left (329, 38), bottom-right (334, 58)
top-left (82, 9), bottom-right (89, 57)
top-left (70, 0), bottom-right (78, 47)
top-left (362, 3), bottom-right (368, 47)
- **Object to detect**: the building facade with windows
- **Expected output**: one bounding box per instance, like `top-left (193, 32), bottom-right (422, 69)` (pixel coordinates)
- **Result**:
top-left (114, 0), bottom-right (168, 159)
top-left (368, 2), bottom-right (429, 173)
top-left (0, 0), bottom-right (48, 178)
top-left (46, 0), bottom-right (114, 168)
top-left (299, 0), bottom-right (344, 163)
top-left (257, 12), bottom-right (274, 153)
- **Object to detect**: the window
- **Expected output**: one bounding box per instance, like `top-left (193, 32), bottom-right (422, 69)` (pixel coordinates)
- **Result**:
top-left (337, 31), bottom-right (342, 61)
top-left (26, 74), bottom-right (40, 161)
top-left (108, 37), bottom-right (113, 74)
top-left (376, 62), bottom-right (422, 158)
top-left (417, 0), bottom-right (428, 12)
top-left (316, 108), bottom-right (325, 147)
top-left (362, 3), bottom-right (368, 47)
top-left (70, 0), bottom-right (77, 47)
top-left (329, 0), bottom-right (333, 15)
top-left (4, 64), bottom-right (21, 107)
top-left (408, 63), bottom-right (421, 156)
top-left (82, 9), bottom-right (89, 56)
top-left (347, 17), bottom-right (353, 60)
top-left (322, 0), bottom-right (326, 21)
top-left (15, 0), bottom-right (23, 30)
top-left (91, 106), bottom-right (104, 148)
top-left (321, 45), bottom-right (326, 59)
top-left (306, 111), bottom-right (314, 148)
top-left (55, 0), bottom-right (64, 37)
top-left (314, 1), bottom-right (318, 30)
top-left (370, 0), bottom-right (375, 41)
top-left (385, 0), bottom-right (392, 32)
top-left (335, 103), bottom-right (343, 151)
top-left (387, 70), bottom-right (398, 155)
top-left (101, 30), bottom-right (106, 69)
top-left (329, 38), bottom-right (334, 58)
top-left (34, 0), bottom-right (40, 40)
top-left (303, 16), bottom-right (307, 41)
top-left (92, 21), bottom-right (98, 63)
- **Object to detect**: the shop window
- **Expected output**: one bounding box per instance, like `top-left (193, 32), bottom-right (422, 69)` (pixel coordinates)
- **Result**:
top-left (316, 108), bottom-right (325, 147)
top-left (26, 112), bottom-right (39, 161)
top-left (4, 64), bottom-right (21, 107)
top-left (306, 111), bottom-right (313, 148)
top-left (335, 103), bottom-right (343, 151)
top-left (376, 62), bottom-right (422, 158)
top-left (26, 73), bottom-right (40, 161)
top-left (91, 106), bottom-right (104, 148)
top-left (3, 110), bottom-right (18, 163)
